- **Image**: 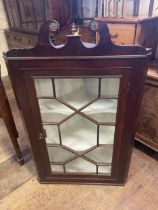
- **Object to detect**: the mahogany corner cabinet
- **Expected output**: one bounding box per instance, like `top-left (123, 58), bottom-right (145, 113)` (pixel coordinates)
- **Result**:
top-left (4, 20), bottom-right (150, 185)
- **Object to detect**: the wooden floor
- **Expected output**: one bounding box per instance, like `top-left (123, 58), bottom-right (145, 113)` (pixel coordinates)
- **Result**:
top-left (0, 77), bottom-right (158, 210)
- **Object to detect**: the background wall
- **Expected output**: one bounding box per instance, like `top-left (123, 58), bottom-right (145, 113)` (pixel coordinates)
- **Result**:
top-left (0, 1), bottom-right (9, 77)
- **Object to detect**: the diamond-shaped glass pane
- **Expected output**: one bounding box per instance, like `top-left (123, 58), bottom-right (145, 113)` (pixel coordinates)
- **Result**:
top-left (60, 114), bottom-right (97, 151)
top-left (82, 99), bottom-right (118, 123)
top-left (38, 99), bottom-right (74, 123)
top-left (34, 79), bottom-right (53, 97)
top-left (51, 165), bottom-right (64, 173)
top-left (98, 166), bottom-right (112, 174)
top-left (47, 147), bottom-right (75, 163)
top-left (85, 147), bottom-right (113, 163)
top-left (55, 78), bottom-right (99, 109)
top-left (99, 126), bottom-right (115, 144)
top-left (101, 78), bottom-right (120, 97)
top-left (43, 125), bottom-right (59, 144)
top-left (65, 158), bottom-right (96, 173)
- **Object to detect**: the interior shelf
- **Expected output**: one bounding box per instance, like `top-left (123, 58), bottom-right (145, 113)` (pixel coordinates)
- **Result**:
top-left (38, 98), bottom-right (117, 124)
top-left (44, 124), bottom-right (115, 145)
top-left (47, 145), bottom-right (113, 175)
top-left (65, 157), bottom-right (97, 173)
top-left (38, 99), bottom-right (74, 123)
top-left (85, 147), bottom-right (113, 163)
top-left (60, 114), bottom-right (97, 151)
top-left (50, 159), bottom-right (112, 175)
top-left (47, 146), bottom-right (75, 163)
top-left (55, 78), bottom-right (99, 109)
top-left (82, 99), bottom-right (118, 123)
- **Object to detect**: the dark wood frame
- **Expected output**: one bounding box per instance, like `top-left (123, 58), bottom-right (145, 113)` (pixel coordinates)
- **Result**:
top-left (4, 20), bottom-right (149, 185)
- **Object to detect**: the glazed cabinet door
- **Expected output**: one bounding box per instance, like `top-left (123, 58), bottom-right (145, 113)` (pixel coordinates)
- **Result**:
top-left (24, 68), bottom-right (131, 184)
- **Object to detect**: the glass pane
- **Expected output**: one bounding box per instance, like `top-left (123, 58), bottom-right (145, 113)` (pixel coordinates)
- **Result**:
top-left (38, 99), bottom-right (74, 123)
top-left (98, 166), bottom-right (112, 174)
top-left (85, 147), bottom-right (113, 163)
top-left (82, 99), bottom-right (118, 123)
top-left (99, 126), bottom-right (115, 145)
top-left (55, 78), bottom-right (99, 109)
top-left (51, 165), bottom-right (64, 173)
top-left (65, 158), bottom-right (96, 173)
top-left (43, 125), bottom-right (59, 144)
top-left (34, 79), bottom-right (53, 97)
top-left (101, 78), bottom-right (120, 97)
top-left (61, 114), bottom-right (97, 151)
top-left (34, 77), bottom-right (119, 176)
top-left (47, 147), bottom-right (75, 163)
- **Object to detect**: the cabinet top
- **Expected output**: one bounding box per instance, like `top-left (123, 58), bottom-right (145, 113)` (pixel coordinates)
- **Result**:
top-left (3, 20), bottom-right (151, 61)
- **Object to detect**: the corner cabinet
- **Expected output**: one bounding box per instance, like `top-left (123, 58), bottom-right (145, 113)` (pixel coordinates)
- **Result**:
top-left (4, 20), bottom-right (149, 185)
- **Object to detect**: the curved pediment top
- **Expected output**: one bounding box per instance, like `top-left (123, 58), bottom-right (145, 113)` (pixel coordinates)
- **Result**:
top-left (38, 19), bottom-right (111, 47)
top-left (4, 20), bottom-right (150, 58)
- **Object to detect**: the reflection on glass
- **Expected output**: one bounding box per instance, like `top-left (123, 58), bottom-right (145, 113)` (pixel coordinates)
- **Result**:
top-left (98, 166), bottom-right (112, 174)
top-left (65, 157), bottom-right (96, 173)
top-left (55, 78), bottom-right (98, 108)
top-left (47, 147), bottom-right (75, 163)
top-left (82, 99), bottom-right (117, 123)
top-left (101, 78), bottom-right (120, 97)
top-left (43, 125), bottom-right (59, 144)
top-left (34, 79), bottom-right (53, 97)
top-left (38, 99), bottom-right (74, 123)
top-left (85, 147), bottom-right (113, 163)
top-left (60, 114), bottom-right (97, 151)
top-left (51, 165), bottom-right (64, 173)
top-left (99, 126), bottom-right (115, 144)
